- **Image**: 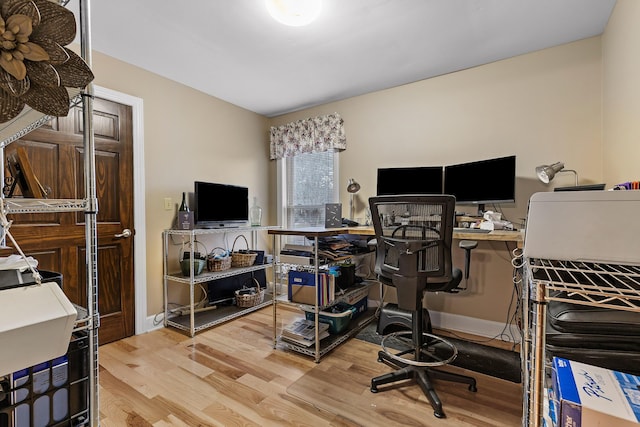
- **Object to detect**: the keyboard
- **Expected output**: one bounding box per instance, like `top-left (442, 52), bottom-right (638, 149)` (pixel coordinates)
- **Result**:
top-left (453, 227), bottom-right (491, 234)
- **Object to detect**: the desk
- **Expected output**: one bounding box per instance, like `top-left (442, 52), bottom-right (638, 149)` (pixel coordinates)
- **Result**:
top-left (273, 226), bottom-right (523, 246)
top-left (267, 226), bottom-right (524, 361)
top-left (453, 229), bottom-right (524, 248)
top-left (268, 225), bottom-right (376, 237)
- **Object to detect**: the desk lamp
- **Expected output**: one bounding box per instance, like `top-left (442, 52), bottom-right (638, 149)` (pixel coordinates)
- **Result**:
top-left (535, 162), bottom-right (578, 186)
top-left (347, 178), bottom-right (361, 220)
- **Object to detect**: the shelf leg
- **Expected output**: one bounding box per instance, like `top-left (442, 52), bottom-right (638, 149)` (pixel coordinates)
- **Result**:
top-left (272, 233), bottom-right (278, 349)
top-left (528, 282), bottom-right (547, 427)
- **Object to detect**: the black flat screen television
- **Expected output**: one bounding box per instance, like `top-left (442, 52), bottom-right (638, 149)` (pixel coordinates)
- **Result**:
top-left (376, 166), bottom-right (444, 195)
top-left (444, 155), bottom-right (516, 211)
top-left (194, 181), bottom-right (249, 228)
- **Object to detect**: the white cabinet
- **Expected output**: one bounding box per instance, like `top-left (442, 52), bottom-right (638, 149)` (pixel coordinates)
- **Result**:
top-left (163, 226), bottom-right (276, 337)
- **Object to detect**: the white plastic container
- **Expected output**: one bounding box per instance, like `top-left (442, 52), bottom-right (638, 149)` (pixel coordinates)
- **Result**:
top-left (0, 282), bottom-right (77, 376)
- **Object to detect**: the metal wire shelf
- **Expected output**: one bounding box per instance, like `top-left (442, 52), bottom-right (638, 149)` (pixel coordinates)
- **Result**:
top-left (530, 259), bottom-right (640, 311)
top-left (523, 258), bottom-right (640, 427)
top-left (2, 198), bottom-right (89, 214)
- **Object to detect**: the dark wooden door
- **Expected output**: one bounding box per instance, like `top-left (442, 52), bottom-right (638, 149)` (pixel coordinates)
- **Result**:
top-left (2, 97), bottom-right (135, 345)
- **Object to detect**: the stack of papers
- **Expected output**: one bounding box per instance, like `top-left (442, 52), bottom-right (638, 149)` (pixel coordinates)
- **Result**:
top-left (281, 318), bottom-right (329, 347)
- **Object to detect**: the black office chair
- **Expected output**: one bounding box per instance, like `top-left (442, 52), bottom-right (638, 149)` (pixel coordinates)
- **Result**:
top-left (369, 195), bottom-right (477, 419)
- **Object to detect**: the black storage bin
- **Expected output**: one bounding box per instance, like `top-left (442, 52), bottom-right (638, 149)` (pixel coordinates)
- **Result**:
top-left (335, 264), bottom-right (356, 290)
top-left (0, 270), bottom-right (63, 291)
top-left (208, 252), bottom-right (265, 305)
top-left (0, 331), bottom-right (89, 427)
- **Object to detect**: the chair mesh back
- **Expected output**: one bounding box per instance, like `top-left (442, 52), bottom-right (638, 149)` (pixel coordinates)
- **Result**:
top-left (369, 195), bottom-right (456, 284)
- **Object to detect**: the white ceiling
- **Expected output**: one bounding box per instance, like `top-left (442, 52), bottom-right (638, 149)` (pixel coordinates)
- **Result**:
top-left (73, 0), bottom-right (616, 117)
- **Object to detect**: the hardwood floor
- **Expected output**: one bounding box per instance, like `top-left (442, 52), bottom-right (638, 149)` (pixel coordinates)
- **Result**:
top-left (98, 305), bottom-right (523, 426)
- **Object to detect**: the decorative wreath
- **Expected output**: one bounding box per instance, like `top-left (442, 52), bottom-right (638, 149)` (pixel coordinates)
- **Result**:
top-left (0, 0), bottom-right (94, 123)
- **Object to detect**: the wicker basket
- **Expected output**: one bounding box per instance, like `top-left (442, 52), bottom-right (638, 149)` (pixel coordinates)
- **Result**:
top-left (235, 277), bottom-right (264, 308)
top-left (207, 247), bottom-right (231, 272)
top-left (231, 235), bottom-right (258, 268)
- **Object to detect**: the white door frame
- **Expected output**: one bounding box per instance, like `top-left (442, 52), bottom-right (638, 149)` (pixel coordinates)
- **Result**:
top-left (94, 85), bottom-right (147, 335)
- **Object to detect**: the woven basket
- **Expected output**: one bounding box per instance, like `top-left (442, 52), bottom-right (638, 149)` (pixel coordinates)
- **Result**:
top-left (231, 235), bottom-right (258, 268)
top-left (207, 247), bottom-right (231, 272)
top-left (235, 278), bottom-right (264, 308)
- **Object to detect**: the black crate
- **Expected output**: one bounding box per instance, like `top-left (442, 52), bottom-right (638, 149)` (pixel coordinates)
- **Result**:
top-left (0, 270), bottom-right (63, 292)
top-left (0, 331), bottom-right (90, 427)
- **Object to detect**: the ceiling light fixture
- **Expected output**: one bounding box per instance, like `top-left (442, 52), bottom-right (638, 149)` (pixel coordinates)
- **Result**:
top-left (265, 0), bottom-right (322, 27)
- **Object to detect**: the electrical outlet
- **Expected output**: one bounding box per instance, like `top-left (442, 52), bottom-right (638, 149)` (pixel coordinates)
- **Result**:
top-left (164, 198), bottom-right (173, 210)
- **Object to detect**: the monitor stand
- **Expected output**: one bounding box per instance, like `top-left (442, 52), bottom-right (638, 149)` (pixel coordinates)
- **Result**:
top-left (196, 222), bottom-right (243, 229)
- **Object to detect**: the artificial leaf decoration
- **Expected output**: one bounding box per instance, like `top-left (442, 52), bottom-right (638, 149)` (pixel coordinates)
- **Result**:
top-left (25, 60), bottom-right (59, 87)
top-left (0, 0), bottom-right (94, 123)
top-left (20, 82), bottom-right (68, 116)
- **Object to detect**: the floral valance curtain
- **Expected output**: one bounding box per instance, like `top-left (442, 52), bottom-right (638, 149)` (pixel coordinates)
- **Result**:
top-left (269, 112), bottom-right (346, 160)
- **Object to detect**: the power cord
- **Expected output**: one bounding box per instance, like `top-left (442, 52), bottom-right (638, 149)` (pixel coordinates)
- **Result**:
top-left (443, 249), bottom-right (524, 349)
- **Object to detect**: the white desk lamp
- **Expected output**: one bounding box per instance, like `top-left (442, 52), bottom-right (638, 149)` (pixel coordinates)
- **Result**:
top-left (535, 162), bottom-right (578, 186)
top-left (347, 178), bottom-right (360, 220)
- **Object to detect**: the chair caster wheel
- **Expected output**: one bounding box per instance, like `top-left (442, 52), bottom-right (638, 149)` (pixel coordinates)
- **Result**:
top-left (370, 384), bottom-right (378, 393)
top-left (469, 384), bottom-right (477, 392)
top-left (434, 410), bottom-right (446, 419)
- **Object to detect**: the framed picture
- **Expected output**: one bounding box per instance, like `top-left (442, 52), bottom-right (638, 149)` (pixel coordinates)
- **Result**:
top-left (324, 203), bottom-right (342, 228)
top-left (5, 146), bottom-right (45, 198)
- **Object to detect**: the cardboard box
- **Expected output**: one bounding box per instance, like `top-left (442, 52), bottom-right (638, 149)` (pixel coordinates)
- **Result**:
top-left (289, 284), bottom-right (317, 305)
top-left (552, 357), bottom-right (640, 427)
top-left (288, 271), bottom-right (334, 306)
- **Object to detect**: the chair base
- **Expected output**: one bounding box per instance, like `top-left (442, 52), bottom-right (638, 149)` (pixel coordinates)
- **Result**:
top-left (377, 303), bottom-right (431, 335)
top-left (370, 340), bottom-right (477, 419)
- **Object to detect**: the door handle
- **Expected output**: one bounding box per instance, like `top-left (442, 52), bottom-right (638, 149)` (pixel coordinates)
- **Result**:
top-left (115, 229), bottom-right (132, 238)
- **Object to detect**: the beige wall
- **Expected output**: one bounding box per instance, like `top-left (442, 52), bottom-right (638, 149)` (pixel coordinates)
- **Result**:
top-left (84, 0), bottom-right (640, 331)
top-left (90, 51), bottom-right (271, 317)
top-left (92, 31), bottom-right (612, 327)
top-left (602, 0), bottom-right (640, 185)
top-left (270, 37), bottom-right (603, 323)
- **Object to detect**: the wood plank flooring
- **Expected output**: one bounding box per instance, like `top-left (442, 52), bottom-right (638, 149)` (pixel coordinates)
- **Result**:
top-left (98, 305), bottom-right (523, 426)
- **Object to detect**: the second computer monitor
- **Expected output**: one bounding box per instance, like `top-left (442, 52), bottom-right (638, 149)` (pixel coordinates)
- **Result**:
top-left (444, 155), bottom-right (516, 207)
top-left (376, 166), bottom-right (444, 196)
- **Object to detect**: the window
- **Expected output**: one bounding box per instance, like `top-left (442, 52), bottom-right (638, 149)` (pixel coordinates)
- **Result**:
top-left (278, 150), bottom-right (339, 228)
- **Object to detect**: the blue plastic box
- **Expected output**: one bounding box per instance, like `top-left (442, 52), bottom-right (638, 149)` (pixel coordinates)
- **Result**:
top-left (302, 297), bottom-right (367, 334)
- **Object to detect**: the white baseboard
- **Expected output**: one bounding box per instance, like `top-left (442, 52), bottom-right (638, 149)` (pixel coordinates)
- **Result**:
top-left (144, 313), bottom-right (165, 333)
top-left (429, 309), bottom-right (521, 343)
top-left (143, 303), bottom-right (520, 344)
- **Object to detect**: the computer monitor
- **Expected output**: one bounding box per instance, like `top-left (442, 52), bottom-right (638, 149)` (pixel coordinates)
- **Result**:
top-left (194, 181), bottom-right (249, 228)
top-left (376, 166), bottom-right (444, 195)
top-left (444, 155), bottom-right (516, 214)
